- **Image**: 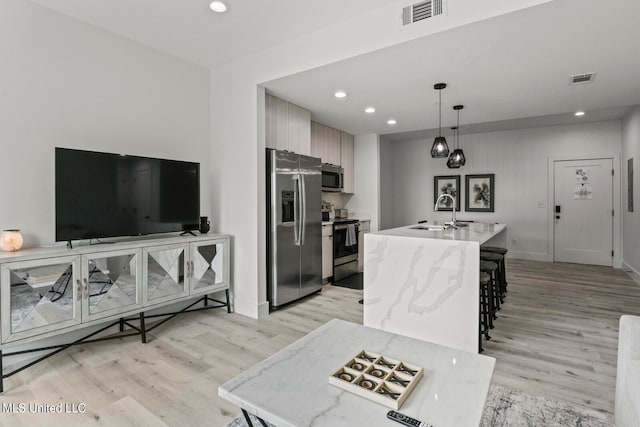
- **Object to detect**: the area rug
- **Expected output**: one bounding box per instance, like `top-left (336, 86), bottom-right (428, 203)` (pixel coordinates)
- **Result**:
top-left (224, 384), bottom-right (613, 427)
top-left (482, 384), bottom-right (612, 427)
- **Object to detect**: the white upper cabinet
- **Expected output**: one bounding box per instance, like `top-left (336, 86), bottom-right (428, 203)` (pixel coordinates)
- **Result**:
top-left (340, 132), bottom-right (354, 194)
top-left (265, 94), bottom-right (310, 156)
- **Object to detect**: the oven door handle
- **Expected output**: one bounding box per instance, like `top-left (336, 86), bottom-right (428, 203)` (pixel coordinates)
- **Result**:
top-left (334, 222), bottom-right (360, 231)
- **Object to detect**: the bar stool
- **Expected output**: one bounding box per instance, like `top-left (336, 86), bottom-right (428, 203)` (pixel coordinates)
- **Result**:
top-left (481, 251), bottom-right (506, 303)
top-left (481, 246), bottom-right (508, 296)
top-left (480, 260), bottom-right (499, 325)
top-left (479, 271), bottom-right (491, 353)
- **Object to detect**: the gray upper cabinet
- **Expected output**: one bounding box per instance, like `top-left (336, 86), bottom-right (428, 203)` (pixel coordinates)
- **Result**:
top-left (312, 122), bottom-right (355, 193)
top-left (311, 121), bottom-right (341, 166)
top-left (265, 94), bottom-right (310, 156)
top-left (340, 132), bottom-right (355, 194)
top-left (287, 102), bottom-right (311, 155)
top-left (310, 121), bottom-right (323, 160)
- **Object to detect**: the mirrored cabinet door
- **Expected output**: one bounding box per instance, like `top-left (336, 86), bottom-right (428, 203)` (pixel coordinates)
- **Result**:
top-left (143, 244), bottom-right (189, 306)
top-left (82, 249), bottom-right (142, 322)
top-left (190, 240), bottom-right (228, 295)
top-left (1, 256), bottom-right (82, 343)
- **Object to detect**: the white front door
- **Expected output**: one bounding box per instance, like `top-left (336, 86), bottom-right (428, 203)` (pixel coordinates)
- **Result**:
top-left (554, 159), bottom-right (613, 266)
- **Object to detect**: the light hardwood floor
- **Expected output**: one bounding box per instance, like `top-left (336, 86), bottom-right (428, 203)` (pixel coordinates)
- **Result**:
top-left (0, 259), bottom-right (638, 426)
top-left (483, 259), bottom-right (640, 415)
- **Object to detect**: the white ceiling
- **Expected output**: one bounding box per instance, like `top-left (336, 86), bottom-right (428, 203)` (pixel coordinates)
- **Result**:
top-left (264, 0), bottom-right (640, 137)
top-left (29, 0), bottom-right (640, 137)
top-left (28, 0), bottom-right (392, 69)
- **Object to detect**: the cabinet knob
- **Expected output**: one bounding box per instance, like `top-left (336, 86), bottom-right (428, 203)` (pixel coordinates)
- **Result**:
top-left (76, 279), bottom-right (82, 301)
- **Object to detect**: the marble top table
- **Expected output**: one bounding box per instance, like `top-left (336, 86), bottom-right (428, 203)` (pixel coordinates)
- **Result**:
top-left (219, 319), bottom-right (496, 427)
top-left (364, 222), bottom-right (506, 353)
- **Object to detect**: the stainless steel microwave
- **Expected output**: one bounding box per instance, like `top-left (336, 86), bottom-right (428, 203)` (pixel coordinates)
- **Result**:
top-left (321, 163), bottom-right (343, 192)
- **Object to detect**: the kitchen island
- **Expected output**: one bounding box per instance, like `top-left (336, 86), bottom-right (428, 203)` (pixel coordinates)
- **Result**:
top-left (363, 222), bottom-right (506, 353)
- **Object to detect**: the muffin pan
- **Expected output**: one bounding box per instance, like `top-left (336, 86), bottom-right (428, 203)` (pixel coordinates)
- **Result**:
top-left (328, 350), bottom-right (423, 410)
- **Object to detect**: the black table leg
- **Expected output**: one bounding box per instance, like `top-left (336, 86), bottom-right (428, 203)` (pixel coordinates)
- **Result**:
top-left (242, 409), bottom-right (255, 427)
top-left (241, 409), bottom-right (269, 427)
top-left (139, 312), bottom-right (147, 344)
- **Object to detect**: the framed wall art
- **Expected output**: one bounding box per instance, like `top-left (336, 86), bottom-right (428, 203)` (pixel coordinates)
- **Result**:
top-left (434, 175), bottom-right (461, 211)
top-left (465, 174), bottom-right (495, 212)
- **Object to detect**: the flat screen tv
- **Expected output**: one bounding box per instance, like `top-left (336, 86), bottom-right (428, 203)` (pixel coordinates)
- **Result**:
top-left (55, 148), bottom-right (200, 242)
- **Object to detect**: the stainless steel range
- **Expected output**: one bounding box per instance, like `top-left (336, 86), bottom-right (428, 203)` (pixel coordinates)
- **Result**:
top-left (333, 218), bottom-right (360, 281)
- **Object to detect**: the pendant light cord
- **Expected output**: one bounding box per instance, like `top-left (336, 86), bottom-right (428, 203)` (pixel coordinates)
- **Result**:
top-left (438, 89), bottom-right (442, 137)
top-left (456, 109), bottom-right (460, 149)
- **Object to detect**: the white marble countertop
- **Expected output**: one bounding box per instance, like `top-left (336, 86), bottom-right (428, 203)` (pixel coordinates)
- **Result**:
top-left (219, 319), bottom-right (495, 427)
top-left (374, 221), bottom-right (506, 245)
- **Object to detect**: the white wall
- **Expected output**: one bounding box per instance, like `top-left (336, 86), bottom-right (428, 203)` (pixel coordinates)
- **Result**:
top-left (622, 106), bottom-right (640, 282)
top-left (210, 0), bottom-right (552, 318)
top-left (0, 0), bottom-right (211, 247)
top-left (346, 134), bottom-right (381, 232)
top-left (379, 138), bottom-right (395, 230)
top-left (384, 120), bottom-right (622, 262)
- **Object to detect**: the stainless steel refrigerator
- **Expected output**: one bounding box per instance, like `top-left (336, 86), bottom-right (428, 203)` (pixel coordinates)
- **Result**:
top-left (267, 149), bottom-right (322, 310)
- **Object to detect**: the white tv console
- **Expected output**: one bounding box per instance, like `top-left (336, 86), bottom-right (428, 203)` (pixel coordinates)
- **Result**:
top-left (0, 233), bottom-right (231, 392)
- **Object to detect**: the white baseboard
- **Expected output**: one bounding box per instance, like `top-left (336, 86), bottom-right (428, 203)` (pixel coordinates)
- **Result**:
top-left (622, 261), bottom-right (640, 287)
top-left (507, 250), bottom-right (551, 262)
top-left (233, 298), bottom-right (270, 319)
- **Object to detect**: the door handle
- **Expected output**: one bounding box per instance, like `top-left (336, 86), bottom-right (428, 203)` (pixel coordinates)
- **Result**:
top-left (293, 174), bottom-right (301, 246)
top-left (556, 215), bottom-right (560, 220)
top-left (300, 174), bottom-right (306, 245)
top-left (76, 279), bottom-right (82, 301)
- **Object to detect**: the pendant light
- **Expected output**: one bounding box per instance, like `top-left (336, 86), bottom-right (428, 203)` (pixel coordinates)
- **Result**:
top-left (447, 104), bottom-right (466, 168)
top-left (430, 83), bottom-right (449, 158)
top-left (446, 126), bottom-right (459, 168)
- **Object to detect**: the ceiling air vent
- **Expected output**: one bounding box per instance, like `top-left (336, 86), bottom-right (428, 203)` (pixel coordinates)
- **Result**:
top-left (402, 0), bottom-right (443, 26)
top-left (570, 72), bottom-right (597, 85)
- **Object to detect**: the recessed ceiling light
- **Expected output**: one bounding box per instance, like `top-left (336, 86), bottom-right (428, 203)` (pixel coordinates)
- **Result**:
top-left (575, 111), bottom-right (585, 117)
top-left (209, 1), bottom-right (227, 12)
top-left (334, 91), bottom-right (347, 99)
top-left (387, 119), bottom-right (397, 125)
top-left (365, 107), bottom-right (376, 114)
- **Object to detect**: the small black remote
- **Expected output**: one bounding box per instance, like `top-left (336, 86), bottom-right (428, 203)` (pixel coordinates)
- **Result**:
top-left (386, 410), bottom-right (432, 427)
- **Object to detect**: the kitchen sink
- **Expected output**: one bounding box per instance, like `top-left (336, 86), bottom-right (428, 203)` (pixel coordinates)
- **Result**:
top-left (409, 225), bottom-right (449, 231)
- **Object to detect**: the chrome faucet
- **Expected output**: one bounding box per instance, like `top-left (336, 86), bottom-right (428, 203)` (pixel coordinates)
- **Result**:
top-left (434, 193), bottom-right (457, 228)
